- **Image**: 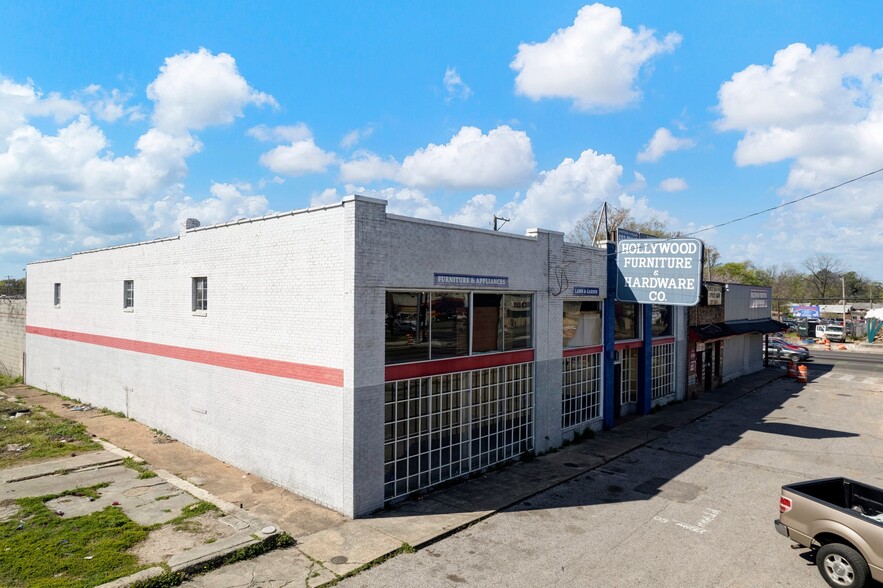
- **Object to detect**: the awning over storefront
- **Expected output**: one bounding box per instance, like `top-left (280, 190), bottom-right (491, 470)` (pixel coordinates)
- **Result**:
top-left (690, 318), bottom-right (788, 342)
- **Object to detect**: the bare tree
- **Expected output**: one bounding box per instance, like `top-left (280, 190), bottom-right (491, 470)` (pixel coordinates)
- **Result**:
top-left (568, 204), bottom-right (719, 280)
top-left (802, 255), bottom-right (844, 301)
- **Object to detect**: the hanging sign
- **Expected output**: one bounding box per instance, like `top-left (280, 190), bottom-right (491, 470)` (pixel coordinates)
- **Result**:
top-left (615, 238), bottom-right (703, 306)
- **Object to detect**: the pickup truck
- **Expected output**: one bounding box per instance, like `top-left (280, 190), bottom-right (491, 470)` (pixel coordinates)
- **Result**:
top-left (815, 324), bottom-right (846, 342)
top-left (776, 477), bottom-right (883, 587)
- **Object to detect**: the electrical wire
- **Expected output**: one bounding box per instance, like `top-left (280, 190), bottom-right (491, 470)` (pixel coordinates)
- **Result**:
top-left (683, 166), bottom-right (883, 237)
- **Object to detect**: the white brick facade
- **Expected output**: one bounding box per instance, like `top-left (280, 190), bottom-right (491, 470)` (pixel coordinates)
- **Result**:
top-left (25, 195), bottom-right (610, 517)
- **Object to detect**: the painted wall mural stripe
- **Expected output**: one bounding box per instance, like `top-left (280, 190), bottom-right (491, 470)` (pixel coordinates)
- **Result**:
top-left (25, 325), bottom-right (344, 387)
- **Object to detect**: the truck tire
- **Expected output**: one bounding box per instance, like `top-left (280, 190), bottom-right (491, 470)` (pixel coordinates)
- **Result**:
top-left (817, 543), bottom-right (869, 588)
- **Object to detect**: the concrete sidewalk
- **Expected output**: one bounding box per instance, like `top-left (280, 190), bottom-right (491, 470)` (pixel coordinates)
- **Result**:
top-left (7, 368), bottom-right (785, 587)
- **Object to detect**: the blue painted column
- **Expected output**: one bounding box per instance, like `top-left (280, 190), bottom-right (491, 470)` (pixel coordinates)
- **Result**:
top-left (602, 241), bottom-right (616, 429)
top-left (638, 304), bottom-right (653, 415)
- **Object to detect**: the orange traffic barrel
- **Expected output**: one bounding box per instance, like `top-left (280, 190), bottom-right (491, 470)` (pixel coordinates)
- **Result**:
top-left (787, 361), bottom-right (797, 378)
top-left (796, 365), bottom-right (808, 383)
top-left (824, 339), bottom-right (831, 351)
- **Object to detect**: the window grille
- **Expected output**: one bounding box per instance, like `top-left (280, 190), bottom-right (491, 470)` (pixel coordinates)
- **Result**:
top-left (561, 352), bottom-right (602, 429)
top-left (651, 343), bottom-right (675, 400)
top-left (383, 362), bottom-right (534, 501)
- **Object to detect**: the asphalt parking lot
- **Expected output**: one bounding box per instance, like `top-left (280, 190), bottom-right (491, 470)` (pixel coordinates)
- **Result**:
top-left (339, 356), bottom-right (883, 587)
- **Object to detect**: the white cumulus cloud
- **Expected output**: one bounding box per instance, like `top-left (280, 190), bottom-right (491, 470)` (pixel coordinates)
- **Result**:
top-left (147, 47), bottom-right (277, 134)
top-left (504, 148), bottom-right (626, 233)
top-left (398, 125), bottom-right (535, 190)
top-left (339, 150), bottom-right (400, 184)
top-left (637, 128), bottom-right (695, 162)
top-left (716, 42), bottom-right (883, 276)
top-left (659, 177), bottom-right (688, 192)
top-left (511, 3), bottom-right (681, 111)
top-left (258, 138), bottom-right (337, 176)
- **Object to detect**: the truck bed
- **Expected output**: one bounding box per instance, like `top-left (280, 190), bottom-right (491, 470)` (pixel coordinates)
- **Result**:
top-left (785, 477), bottom-right (883, 523)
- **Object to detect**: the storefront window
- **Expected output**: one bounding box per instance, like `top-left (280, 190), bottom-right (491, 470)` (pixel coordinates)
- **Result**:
top-left (614, 302), bottom-right (639, 340)
top-left (430, 292), bottom-right (470, 359)
top-left (386, 292), bottom-right (429, 364)
top-left (388, 291), bottom-right (532, 363)
top-left (563, 301), bottom-right (602, 347)
top-left (473, 294), bottom-right (502, 352)
top-left (504, 294), bottom-right (532, 350)
top-left (651, 304), bottom-right (673, 337)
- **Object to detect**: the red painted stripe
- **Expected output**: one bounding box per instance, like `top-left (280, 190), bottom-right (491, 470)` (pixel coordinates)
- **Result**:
top-left (652, 337), bottom-right (676, 346)
top-left (563, 345), bottom-right (603, 357)
top-left (26, 325), bottom-right (344, 387)
top-left (385, 349), bottom-right (534, 381)
top-left (614, 340), bottom-right (644, 351)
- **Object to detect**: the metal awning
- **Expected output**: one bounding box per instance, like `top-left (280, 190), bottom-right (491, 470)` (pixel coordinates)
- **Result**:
top-left (690, 318), bottom-right (788, 342)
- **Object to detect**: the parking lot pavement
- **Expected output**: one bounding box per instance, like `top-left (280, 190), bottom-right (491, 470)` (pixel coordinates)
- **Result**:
top-left (337, 364), bottom-right (883, 587)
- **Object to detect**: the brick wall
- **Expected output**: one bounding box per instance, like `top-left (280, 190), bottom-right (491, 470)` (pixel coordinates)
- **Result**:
top-left (0, 298), bottom-right (25, 378)
top-left (26, 202), bottom-right (356, 515)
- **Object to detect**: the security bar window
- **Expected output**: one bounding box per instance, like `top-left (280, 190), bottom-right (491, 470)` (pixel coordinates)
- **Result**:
top-left (192, 277), bottom-right (208, 311)
top-left (123, 280), bottom-right (134, 309)
top-left (53, 283), bottom-right (61, 307)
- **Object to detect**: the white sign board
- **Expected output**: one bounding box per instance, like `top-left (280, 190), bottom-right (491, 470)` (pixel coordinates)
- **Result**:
top-left (615, 238), bottom-right (704, 306)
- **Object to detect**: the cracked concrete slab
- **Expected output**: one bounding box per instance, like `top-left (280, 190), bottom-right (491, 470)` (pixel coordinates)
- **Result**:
top-left (180, 547), bottom-right (336, 588)
top-left (297, 520), bottom-right (404, 577)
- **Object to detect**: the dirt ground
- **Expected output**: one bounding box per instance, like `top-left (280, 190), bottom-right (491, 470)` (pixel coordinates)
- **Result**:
top-left (130, 512), bottom-right (236, 564)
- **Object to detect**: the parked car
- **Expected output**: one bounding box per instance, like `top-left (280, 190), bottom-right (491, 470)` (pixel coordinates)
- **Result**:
top-left (776, 477), bottom-right (883, 588)
top-left (771, 337), bottom-right (812, 359)
top-left (765, 339), bottom-right (810, 362)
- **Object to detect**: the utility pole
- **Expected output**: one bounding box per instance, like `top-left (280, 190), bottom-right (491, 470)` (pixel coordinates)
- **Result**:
top-left (493, 215), bottom-right (510, 231)
top-left (841, 275), bottom-right (847, 329)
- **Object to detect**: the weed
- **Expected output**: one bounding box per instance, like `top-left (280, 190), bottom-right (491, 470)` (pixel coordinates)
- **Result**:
top-left (101, 408), bottom-right (127, 419)
top-left (122, 457), bottom-right (157, 479)
top-left (0, 397), bottom-right (101, 468)
top-left (0, 485), bottom-right (148, 588)
top-left (0, 374), bottom-right (22, 389)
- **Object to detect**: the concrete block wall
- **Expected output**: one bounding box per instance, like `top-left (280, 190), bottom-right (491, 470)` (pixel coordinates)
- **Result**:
top-left (353, 205), bottom-right (609, 506)
top-left (26, 202), bottom-right (358, 515)
top-left (0, 298), bottom-right (26, 378)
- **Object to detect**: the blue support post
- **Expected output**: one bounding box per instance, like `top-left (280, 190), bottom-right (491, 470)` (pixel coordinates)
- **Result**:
top-left (602, 241), bottom-right (616, 429)
top-left (638, 303), bottom-right (653, 415)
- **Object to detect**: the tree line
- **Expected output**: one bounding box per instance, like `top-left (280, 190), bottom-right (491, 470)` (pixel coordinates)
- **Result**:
top-left (568, 205), bottom-right (882, 316)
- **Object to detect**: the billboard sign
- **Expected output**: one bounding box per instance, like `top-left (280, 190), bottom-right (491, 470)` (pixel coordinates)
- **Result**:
top-left (615, 238), bottom-right (704, 306)
top-left (790, 304), bottom-right (820, 318)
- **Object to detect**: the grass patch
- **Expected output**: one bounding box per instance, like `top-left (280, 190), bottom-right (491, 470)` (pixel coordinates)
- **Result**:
top-left (0, 373), bottom-right (22, 389)
top-left (0, 397), bottom-right (102, 469)
top-left (122, 457), bottom-right (157, 479)
top-left (0, 485), bottom-right (150, 588)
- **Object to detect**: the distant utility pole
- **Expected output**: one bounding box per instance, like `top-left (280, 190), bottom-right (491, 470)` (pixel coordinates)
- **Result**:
top-left (493, 215), bottom-right (510, 231)
top-left (841, 275), bottom-right (847, 327)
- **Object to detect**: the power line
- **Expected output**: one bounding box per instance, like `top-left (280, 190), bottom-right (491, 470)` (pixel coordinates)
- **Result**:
top-left (684, 166), bottom-right (883, 237)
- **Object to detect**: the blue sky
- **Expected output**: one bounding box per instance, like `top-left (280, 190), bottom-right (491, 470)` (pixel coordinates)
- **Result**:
top-left (1, 1), bottom-right (882, 280)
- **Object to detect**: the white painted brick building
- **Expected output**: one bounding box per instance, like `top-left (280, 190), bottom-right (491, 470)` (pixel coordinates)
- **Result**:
top-left (26, 195), bottom-right (683, 517)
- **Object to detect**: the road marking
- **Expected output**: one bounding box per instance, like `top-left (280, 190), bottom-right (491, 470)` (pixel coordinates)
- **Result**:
top-left (840, 374), bottom-right (855, 381)
top-left (863, 377), bottom-right (878, 385)
top-left (652, 507), bottom-right (720, 535)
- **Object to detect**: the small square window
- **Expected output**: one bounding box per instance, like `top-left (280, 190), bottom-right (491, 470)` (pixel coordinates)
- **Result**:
top-left (123, 280), bottom-right (134, 309)
top-left (53, 283), bottom-right (61, 307)
top-left (192, 277), bottom-right (208, 312)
